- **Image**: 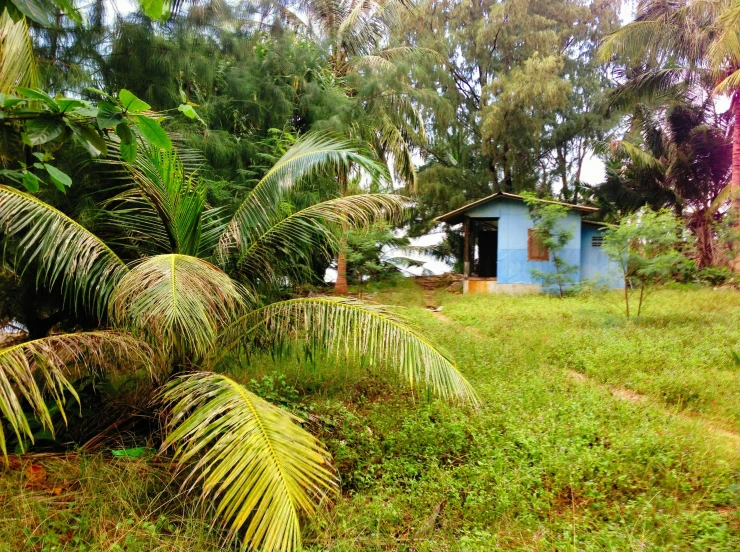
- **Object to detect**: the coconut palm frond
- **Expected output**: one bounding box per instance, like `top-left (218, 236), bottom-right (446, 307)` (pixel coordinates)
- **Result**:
top-left (216, 133), bottom-right (387, 262)
top-left (120, 148), bottom-right (207, 256)
top-left (598, 20), bottom-right (674, 62)
top-left (234, 194), bottom-right (408, 284)
top-left (349, 54), bottom-right (395, 72)
top-left (606, 140), bottom-right (666, 172)
top-left (376, 119), bottom-right (418, 193)
top-left (0, 12), bottom-right (39, 92)
top-left (713, 67), bottom-right (740, 95)
top-left (0, 331), bottom-right (154, 460)
top-left (604, 67), bottom-right (690, 112)
top-left (223, 297), bottom-right (479, 405)
top-left (708, 3), bottom-right (740, 71)
top-left (161, 372), bottom-right (336, 552)
top-left (110, 254), bottom-right (248, 358)
top-left (708, 183), bottom-right (739, 216)
top-left (0, 185), bottom-right (127, 316)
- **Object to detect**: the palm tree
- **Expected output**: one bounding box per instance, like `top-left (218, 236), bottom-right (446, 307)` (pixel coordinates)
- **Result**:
top-left (0, 133), bottom-right (477, 552)
top-left (299, 0), bottom-right (426, 293)
top-left (597, 101), bottom-right (732, 267)
top-left (598, 0), bottom-right (740, 271)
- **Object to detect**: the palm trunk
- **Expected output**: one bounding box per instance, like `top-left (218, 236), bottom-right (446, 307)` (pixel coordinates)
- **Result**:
top-left (335, 246), bottom-right (349, 295)
top-left (732, 93), bottom-right (740, 272)
top-left (334, 168), bottom-right (350, 295)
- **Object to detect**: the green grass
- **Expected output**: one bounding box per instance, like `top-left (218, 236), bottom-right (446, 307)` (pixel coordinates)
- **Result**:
top-left (2, 282), bottom-right (740, 550)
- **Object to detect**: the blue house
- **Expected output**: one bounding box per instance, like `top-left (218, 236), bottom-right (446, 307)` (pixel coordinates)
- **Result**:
top-left (436, 192), bottom-right (623, 293)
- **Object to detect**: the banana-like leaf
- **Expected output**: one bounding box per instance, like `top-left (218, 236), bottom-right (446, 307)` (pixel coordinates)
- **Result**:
top-left (234, 193), bottom-right (408, 284)
top-left (0, 11), bottom-right (39, 93)
top-left (222, 297), bottom-right (479, 405)
top-left (0, 185), bottom-right (128, 316)
top-left (110, 254), bottom-right (248, 358)
top-left (216, 133), bottom-right (387, 263)
top-left (0, 331), bottom-right (154, 461)
top-left (161, 372), bottom-right (336, 552)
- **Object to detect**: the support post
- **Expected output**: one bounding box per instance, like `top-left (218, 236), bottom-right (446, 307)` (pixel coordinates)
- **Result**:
top-left (463, 217), bottom-right (470, 277)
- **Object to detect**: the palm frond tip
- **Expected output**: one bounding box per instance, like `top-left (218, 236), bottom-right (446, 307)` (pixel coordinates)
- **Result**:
top-left (161, 372), bottom-right (336, 552)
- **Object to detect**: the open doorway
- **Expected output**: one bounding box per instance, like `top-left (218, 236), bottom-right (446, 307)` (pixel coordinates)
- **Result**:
top-left (471, 219), bottom-right (498, 278)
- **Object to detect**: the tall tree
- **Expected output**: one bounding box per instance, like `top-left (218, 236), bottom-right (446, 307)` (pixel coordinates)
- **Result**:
top-left (395, 0), bottom-right (621, 236)
top-left (297, 0), bottom-right (426, 293)
top-left (599, 0), bottom-right (740, 271)
top-left (596, 101), bottom-right (732, 267)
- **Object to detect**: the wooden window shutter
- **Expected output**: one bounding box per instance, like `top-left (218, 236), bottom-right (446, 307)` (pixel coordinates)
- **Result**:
top-left (528, 229), bottom-right (549, 261)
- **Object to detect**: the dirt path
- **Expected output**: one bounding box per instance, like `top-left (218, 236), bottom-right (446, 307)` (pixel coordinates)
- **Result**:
top-left (565, 370), bottom-right (740, 450)
top-left (415, 277), bottom-right (740, 451)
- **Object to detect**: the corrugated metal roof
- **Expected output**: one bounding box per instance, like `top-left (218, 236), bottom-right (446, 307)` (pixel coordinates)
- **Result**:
top-left (435, 192), bottom-right (599, 225)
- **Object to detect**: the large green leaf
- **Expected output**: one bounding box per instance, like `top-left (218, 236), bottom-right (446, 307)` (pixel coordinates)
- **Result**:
top-left (8, 0), bottom-right (53, 26)
top-left (21, 171), bottom-right (39, 192)
top-left (96, 101), bottom-right (123, 129)
top-left (74, 124), bottom-right (107, 157)
top-left (25, 115), bottom-right (65, 145)
top-left (161, 372), bottom-right (337, 552)
top-left (139, 0), bottom-right (165, 20)
top-left (44, 164), bottom-right (72, 191)
top-left (134, 115), bottom-right (172, 150)
top-left (15, 87), bottom-right (58, 110)
top-left (116, 122), bottom-right (137, 163)
top-left (119, 89), bottom-right (151, 113)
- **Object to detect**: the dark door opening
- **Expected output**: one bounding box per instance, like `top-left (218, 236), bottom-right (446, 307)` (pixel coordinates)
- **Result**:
top-left (471, 219), bottom-right (498, 278)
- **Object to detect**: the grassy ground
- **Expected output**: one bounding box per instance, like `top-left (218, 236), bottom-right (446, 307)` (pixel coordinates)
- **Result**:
top-left (2, 282), bottom-right (740, 550)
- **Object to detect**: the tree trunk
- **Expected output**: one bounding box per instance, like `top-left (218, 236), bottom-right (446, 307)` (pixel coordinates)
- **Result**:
top-left (731, 93), bottom-right (740, 272)
top-left (335, 247), bottom-right (349, 295)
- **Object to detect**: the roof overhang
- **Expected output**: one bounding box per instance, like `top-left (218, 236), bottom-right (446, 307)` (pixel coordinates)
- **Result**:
top-left (435, 192), bottom-right (599, 225)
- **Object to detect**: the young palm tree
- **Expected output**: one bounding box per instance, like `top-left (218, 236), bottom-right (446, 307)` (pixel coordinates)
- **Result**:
top-left (0, 133), bottom-right (477, 552)
top-left (598, 0), bottom-right (740, 270)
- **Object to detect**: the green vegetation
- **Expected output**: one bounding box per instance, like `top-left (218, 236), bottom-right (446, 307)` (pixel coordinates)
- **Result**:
top-left (603, 208), bottom-right (690, 318)
top-left (4, 282), bottom-right (740, 550)
top-left (523, 193), bottom-right (578, 297)
top-left (2, 0), bottom-right (740, 550)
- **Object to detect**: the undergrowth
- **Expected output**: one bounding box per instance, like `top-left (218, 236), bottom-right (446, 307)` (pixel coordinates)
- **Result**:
top-left (2, 281), bottom-right (740, 550)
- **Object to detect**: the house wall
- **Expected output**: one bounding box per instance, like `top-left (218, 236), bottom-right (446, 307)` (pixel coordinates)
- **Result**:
top-left (465, 198), bottom-right (582, 287)
top-left (580, 226), bottom-right (624, 288)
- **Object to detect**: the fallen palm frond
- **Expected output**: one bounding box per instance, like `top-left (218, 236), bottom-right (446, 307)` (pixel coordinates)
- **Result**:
top-left (161, 372), bottom-right (336, 552)
top-left (221, 297), bottom-right (480, 406)
top-left (0, 331), bottom-right (154, 461)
